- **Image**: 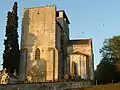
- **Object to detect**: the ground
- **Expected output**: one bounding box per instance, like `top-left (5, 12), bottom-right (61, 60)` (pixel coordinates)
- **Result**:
top-left (76, 83), bottom-right (120, 90)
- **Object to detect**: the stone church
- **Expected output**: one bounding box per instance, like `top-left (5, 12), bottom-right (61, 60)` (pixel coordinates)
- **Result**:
top-left (18, 5), bottom-right (94, 82)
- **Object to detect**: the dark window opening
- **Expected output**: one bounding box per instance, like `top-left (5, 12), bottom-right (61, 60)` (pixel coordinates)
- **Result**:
top-left (35, 48), bottom-right (40, 60)
top-left (56, 11), bottom-right (59, 17)
top-left (37, 11), bottom-right (40, 15)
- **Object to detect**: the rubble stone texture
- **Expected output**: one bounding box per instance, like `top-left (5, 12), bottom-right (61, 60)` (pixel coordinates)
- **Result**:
top-left (68, 39), bottom-right (94, 80)
top-left (19, 5), bottom-right (94, 83)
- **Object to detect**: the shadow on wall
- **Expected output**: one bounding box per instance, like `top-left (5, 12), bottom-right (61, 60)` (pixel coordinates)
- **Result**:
top-left (26, 58), bottom-right (47, 83)
top-left (67, 45), bottom-right (74, 55)
top-left (22, 9), bottom-right (48, 83)
top-left (22, 9), bottom-right (37, 55)
top-left (21, 9), bottom-right (37, 81)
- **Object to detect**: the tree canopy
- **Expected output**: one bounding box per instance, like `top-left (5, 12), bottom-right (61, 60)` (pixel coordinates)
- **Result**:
top-left (96, 35), bottom-right (120, 84)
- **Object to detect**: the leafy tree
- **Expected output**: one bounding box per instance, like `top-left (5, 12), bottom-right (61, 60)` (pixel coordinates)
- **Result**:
top-left (3, 2), bottom-right (20, 75)
top-left (96, 35), bottom-right (120, 84)
top-left (109, 36), bottom-right (120, 71)
top-left (95, 60), bottom-right (115, 84)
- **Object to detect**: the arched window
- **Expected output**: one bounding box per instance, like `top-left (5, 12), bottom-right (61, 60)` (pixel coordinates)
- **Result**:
top-left (35, 48), bottom-right (40, 60)
top-left (72, 61), bottom-right (78, 76)
top-left (72, 61), bottom-right (75, 74)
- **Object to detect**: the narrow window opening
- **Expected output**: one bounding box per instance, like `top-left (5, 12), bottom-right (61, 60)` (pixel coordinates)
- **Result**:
top-left (37, 11), bottom-right (40, 15)
top-left (35, 48), bottom-right (40, 60)
top-left (56, 11), bottom-right (59, 17)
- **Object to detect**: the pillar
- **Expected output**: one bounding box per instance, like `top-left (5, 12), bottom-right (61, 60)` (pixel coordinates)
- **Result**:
top-left (19, 48), bottom-right (27, 81)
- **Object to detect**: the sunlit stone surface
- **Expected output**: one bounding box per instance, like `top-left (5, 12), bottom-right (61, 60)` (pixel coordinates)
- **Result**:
top-left (18, 5), bottom-right (94, 83)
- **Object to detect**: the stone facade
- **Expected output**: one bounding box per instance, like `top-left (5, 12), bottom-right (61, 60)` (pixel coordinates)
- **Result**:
top-left (19, 5), bottom-right (94, 83)
top-left (68, 39), bottom-right (94, 80)
top-left (19, 5), bottom-right (70, 82)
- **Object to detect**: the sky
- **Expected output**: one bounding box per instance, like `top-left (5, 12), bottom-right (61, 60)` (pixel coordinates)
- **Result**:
top-left (0, 0), bottom-right (120, 70)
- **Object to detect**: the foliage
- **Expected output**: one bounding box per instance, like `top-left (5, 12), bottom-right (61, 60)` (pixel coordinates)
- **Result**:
top-left (96, 35), bottom-right (120, 84)
top-left (3, 2), bottom-right (20, 75)
top-left (95, 62), bottom-right (115, 84)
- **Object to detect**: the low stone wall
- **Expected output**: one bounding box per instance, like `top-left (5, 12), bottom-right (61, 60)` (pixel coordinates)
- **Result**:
top-left (76, 83), bottom-right (120, 90)
top-left (0, 81), bottom-right (91, 90)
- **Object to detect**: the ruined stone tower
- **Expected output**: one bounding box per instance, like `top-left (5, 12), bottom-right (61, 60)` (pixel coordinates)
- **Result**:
top-left (19, 5), bottom-right (70, 82)
top-left (19, 5), bottom-right (94, 83)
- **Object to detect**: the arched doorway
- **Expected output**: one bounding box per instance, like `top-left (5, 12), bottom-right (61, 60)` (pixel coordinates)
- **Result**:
top-left (72, 61), bottom-right (78, 76)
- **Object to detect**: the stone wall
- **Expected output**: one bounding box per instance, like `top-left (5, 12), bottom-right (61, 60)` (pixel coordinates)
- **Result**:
top-left (20, 5), bottom-right (70, 82)
top-left (0, 81), bottom-right (91, 90)
top-left (69, 54), bottom-right (88, 79)
top-left (19, 5), bottom-right (57, 82)
top-left (68, 39), bottom-right (94, 80)
top-left (77, 83), bottom-right (120, 90)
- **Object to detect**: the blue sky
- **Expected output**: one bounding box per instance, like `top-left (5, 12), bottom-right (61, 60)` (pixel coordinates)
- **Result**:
top-left (0, 0), bottom-right (120, 70)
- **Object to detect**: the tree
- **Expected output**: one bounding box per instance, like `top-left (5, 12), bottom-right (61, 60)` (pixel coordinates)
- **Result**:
top-left (96, 35), bottom-right (120, 84)
top-left (3, 11), bottom-right (12, 73)
top-left (3, 2), bottom-right (20, 75)
top-left (109, 36), bottom-right (120, 71)
top-left (95, 60), bottom-right (115, 84)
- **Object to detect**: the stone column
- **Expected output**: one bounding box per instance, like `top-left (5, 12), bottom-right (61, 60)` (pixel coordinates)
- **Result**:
top-left (78, 55), bottom-right (81, 76)
top-left (67, 56), bottom-right (70, 75)
top-left (47, 48), bottom-right (55, 81)
top-left (80, 55), bottom-right (83, 79)
top-left (89, 55), bottom-right (94, 80)
top-left (84, 56), bottom-right (87, 79)
top-left (86, 56), bottom-right (90, 80)
top-left (19, 48), bottom-right (27, 81)
top-left (54, 49), bottom-right (58, 81)
top-left (81, 55), bottom-right (87, 79)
